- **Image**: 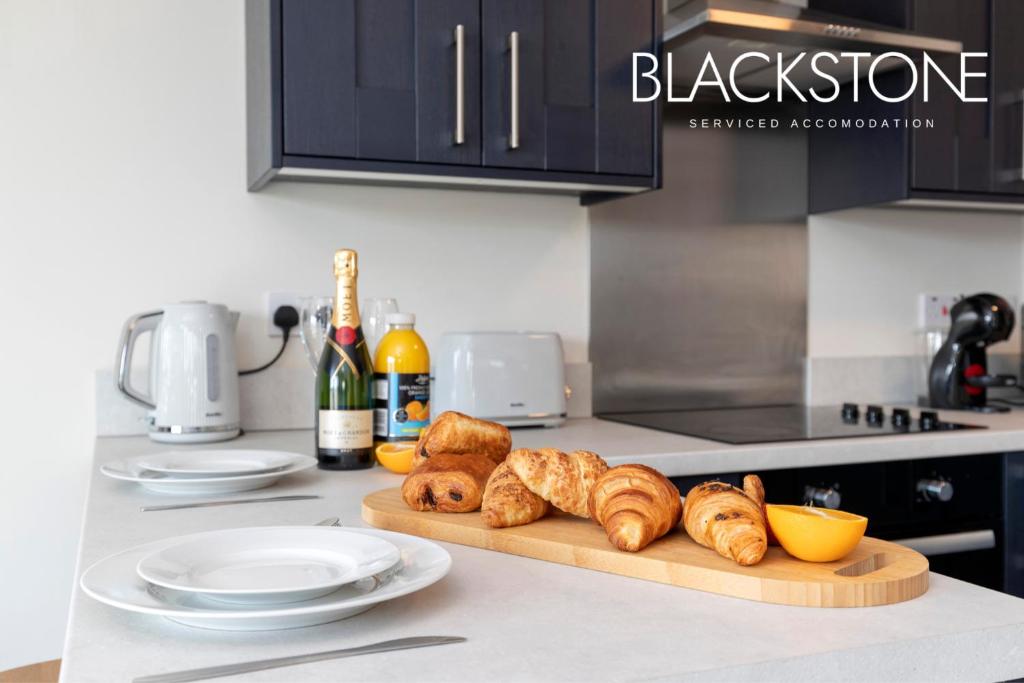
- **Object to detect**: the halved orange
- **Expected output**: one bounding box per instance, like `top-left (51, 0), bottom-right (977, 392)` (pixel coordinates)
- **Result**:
top-left (375, 442), bottom-right (418, 474)
top-left (766, 504), bottom-right (868, 563)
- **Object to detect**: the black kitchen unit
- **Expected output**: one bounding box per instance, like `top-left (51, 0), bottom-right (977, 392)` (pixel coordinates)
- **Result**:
top-left (246, 0), bottom-right (661, 200)
top-left (808, 0), bottom-right (1024, 212)
top-left (671, 453), bottom-right (1024, 598)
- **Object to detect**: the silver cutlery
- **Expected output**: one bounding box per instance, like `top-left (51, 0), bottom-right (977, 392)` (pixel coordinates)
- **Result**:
top-left (313, 517), bottom-right (399, 589)
top-left (140, 495), bottom-right (321, 512)
top-left (132, 635), bottom-right (467, 683)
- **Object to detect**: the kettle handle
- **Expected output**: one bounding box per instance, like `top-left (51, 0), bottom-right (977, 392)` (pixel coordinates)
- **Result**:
top-left (116, 310), bottom-right (162, 409)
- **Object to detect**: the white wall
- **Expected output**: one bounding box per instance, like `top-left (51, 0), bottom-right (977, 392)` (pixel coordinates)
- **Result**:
top-left (808, 207), bottom-right (1024, 359)
top-left (0, 1), bottom-right (587, 670)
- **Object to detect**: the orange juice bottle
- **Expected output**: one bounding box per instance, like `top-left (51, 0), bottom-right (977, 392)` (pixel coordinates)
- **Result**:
top-left (373, 313), bottom-right (430, 444)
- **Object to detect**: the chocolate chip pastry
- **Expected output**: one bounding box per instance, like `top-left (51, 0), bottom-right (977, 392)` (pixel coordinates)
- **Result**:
top-left (412, 411), bottom-right (511, 470)
top-left (401, 452), bottom-right (497, 513)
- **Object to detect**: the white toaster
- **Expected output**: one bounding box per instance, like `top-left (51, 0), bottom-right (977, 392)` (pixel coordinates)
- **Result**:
top-left (432, 332), bottom-right (567, 427)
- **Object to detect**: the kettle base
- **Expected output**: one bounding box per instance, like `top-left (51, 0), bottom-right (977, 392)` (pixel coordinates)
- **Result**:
top-left (148, 426), bottom-right (241, 444)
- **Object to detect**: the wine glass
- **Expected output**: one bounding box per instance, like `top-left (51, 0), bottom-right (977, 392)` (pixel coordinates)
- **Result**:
top-left (298, 296), bottom-right (334, 372)
top-left (361, 298), bottom-right (399, 358)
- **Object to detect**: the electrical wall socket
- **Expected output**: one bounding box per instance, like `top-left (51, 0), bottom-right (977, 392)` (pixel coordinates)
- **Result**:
top-left (918, 294), bottom-right (960, 329)
top-left (265, 291), bottom-right (303, 337)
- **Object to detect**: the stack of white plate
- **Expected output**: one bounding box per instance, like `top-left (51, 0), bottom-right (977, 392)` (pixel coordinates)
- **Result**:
top-left (100, 450), bottom-right (316, 494)
top-left (80, 526), bottom-right (452, 630)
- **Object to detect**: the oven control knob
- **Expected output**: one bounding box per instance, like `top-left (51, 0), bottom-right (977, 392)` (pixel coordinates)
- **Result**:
top-left (804, 485), bottom-right (841, 509)
top-left (841, 402), bottom-right (859, 422)
top-left (891, 408), bottom-right (911, 428)
top-left (917, 478), bottom-right (954, 502)
top-left (866, 405), bottom-right (884, 425)
top-left (920, 410), bottom-right (940, 431)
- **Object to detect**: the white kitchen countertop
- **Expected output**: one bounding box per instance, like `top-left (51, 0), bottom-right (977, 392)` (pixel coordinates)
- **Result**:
top-left (62, 422), bottom-right (1024, 682)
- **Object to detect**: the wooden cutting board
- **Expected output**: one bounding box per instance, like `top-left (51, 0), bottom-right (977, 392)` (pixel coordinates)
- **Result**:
top-left (362, 488), bottom-right (929, 608)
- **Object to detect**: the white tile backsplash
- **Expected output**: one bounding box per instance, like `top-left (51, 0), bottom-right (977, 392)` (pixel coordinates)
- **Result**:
top-left (96, 362), bottom-right (593, 436)
top-left (805, 356), bottom-right (920, 406)
top-left (806, 354), bottom-right (1021, 406)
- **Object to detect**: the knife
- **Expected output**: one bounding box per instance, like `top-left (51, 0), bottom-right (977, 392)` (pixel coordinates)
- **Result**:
top-left (133, 636), bottom-right (467, 683)
top-left (140, 494), bottom-right (321, 512)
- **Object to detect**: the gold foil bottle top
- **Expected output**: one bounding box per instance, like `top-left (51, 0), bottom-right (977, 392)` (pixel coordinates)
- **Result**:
top-left (332, 249), bottom-right (361, 330)
top-left (334, 249), bottom-right (358, 279)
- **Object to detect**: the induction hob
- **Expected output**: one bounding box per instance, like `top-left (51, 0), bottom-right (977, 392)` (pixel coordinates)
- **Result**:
top-left (598, 404), bottom-right (985, 445)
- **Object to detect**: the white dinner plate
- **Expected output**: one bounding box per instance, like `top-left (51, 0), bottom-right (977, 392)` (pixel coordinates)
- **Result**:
top-left (99, 453), bottom-right (316, 494)
top-left (136, 527), bottom-right (400, 605)
top-left (80, 528), bottom-right (451, 630)
top-left (135, 450), bottom-right (300, 477)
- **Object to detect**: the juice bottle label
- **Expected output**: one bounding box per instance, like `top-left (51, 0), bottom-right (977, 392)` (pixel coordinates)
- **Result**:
top-left (374, 373), bottom-right (430, 441)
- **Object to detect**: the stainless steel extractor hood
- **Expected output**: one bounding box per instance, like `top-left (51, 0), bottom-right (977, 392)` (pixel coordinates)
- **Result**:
top-left (664, 0), bottom-right (963, 91)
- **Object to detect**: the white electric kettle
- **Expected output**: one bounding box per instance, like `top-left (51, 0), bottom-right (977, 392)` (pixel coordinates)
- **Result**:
top-left (116, 301), bottom-right (241, 443)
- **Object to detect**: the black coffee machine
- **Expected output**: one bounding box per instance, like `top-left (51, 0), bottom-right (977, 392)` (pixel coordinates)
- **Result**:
top-left (929, 293), bottom-right (1017, 412)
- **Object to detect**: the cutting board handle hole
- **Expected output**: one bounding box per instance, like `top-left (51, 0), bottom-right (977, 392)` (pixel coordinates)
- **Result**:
top-left (834, 552), bottom-right (894, 577)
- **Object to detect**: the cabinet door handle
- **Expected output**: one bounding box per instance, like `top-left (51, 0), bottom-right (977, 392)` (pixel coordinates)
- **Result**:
top-left (508, 31), bottom-right (520, 150)
top-left (454, 24), bottom-right (465, 146)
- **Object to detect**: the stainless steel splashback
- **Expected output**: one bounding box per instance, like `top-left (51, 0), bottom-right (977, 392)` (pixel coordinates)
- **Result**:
top-left (589, 103), bottom-right (808, 413)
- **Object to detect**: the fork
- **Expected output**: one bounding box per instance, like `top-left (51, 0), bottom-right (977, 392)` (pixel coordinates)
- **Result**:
top-left (314, 517), bottom-right (399, 589)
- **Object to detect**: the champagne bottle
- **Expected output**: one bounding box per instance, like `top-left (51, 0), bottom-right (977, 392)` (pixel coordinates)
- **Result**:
top-left (315, 249), bottom-right (375, 470)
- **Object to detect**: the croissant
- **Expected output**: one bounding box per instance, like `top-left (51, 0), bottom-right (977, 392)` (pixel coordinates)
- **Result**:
top-left (481, 462), bottom-right (550, 528)
top-left (682, 476), bottom-right (767, 566)
top-left (401, 452), bottom-right (497, 513)
top-left (412, 411), bottom-right (512, 470)
top-left (740, 473), bottom-right (776, 545)
top-left (507, 448), bottom-right (609, 518)
top-left (588, 464), bottom-right (682, 552)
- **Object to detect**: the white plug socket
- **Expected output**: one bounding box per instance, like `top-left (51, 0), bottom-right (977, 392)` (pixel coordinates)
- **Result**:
top-left (265, 291), bottom-right (303, 337)
top-left (918, 294), bottom-right (960, 329)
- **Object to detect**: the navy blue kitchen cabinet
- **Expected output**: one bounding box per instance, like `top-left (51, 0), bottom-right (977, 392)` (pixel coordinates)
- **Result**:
top-left (480, 0), bottom-right (656, 177)
top-left (807, 0), bottom-right (1024, 212)
top-left (247, 0), bottom-right (661, 201)
top-left (280, 0), bottom-right (481, 165)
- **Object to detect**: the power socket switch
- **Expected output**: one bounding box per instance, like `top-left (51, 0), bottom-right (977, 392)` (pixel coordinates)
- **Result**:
top-left (918, 294), bottom-right (959, 329)
top-left (265, 292), bottom-right (303, 337)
